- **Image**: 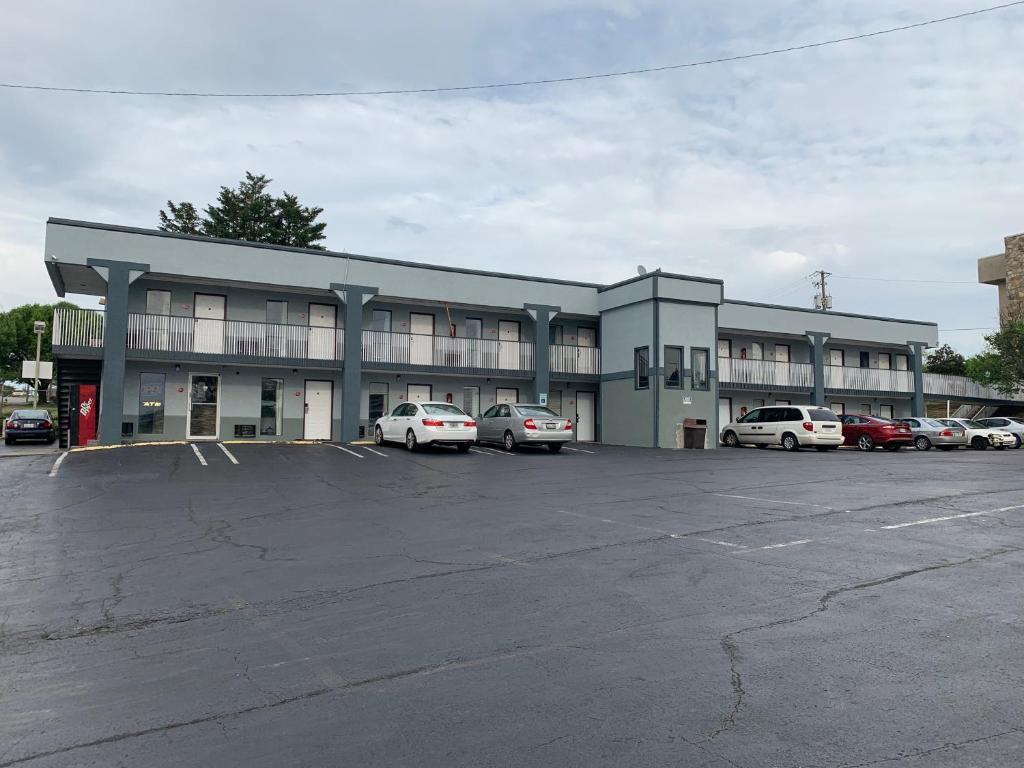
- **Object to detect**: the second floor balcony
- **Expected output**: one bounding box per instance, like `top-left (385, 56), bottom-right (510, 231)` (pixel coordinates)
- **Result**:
top-left (718, 357), bottom-right (815, 389)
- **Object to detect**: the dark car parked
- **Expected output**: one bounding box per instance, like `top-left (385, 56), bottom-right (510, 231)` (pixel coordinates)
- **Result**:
top-left (3, 409), bottom-right (56, 445)
top-left (840, 414), bottom-right (914, 452)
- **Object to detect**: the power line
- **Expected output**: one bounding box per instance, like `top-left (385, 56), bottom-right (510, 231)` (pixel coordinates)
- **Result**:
top-left (1, 1), bottom-right (1021, 98)
top-left (832, 275), bottom-right (981, 285)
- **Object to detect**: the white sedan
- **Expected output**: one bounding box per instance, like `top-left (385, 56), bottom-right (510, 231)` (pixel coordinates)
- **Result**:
top-left (938, 418), bottom-right (1017, 450)
top-left (374, 401), bottom-right (477, 452)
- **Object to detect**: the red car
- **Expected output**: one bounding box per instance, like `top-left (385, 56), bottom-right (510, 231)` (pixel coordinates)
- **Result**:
top-left (840, 414), bottom-right (914, 452)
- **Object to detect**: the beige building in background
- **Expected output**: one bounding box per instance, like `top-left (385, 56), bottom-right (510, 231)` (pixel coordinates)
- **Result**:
top-left (978, 231), bottom-right (1024, 319)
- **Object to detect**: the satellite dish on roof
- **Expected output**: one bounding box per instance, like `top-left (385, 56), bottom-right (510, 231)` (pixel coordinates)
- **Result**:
top-left (637, 265), bottom-right (647, 276)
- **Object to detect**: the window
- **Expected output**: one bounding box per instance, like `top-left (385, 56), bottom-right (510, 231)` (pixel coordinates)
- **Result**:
top-left (878, 353), bottom-right (891, 371)
top-left (774, 344), bottom-right (791, 363)
top-left (831, 402), bottom-right (846, 414)
top-left (664, 346), bottom-right (683, 388)
top-left (260, 379), bottom-right (284, 435)
top-left (465, 318), bottom-right (483, 339)
top-left (859, 352), bottom-right (870, 368)
top-left (691, 348), bottom-right (709, 391)
top-left (860, 403), bottom-right (872, 415)
top-left (549, 325), bottom-right (563, 345)
top-left (750, 342), bottom-right (764, 361)
top-left (879, 404), bottom-right (894, 419)
top-left (369, 383), bottom-right (389, 422)
top-left (516, 405), bottom-right (559, 417)
top-left (634, 347), bottom-right (650, 389)
top-left (738, 409), bottom-right (761, 423)
top-left (497, 404), bottom-right (511, 417)
top-left (717, 339), bottom-right (731, 359)
top-left (895, 354), bottom-right (909, 371)
top-left (146, 290), bottom-right (171, 315)
top-left (482, 405), bottom-right (500, 418)
top-left (753, 398), bottom-right (765, 408)
top-left (138, 373), bottom-right (165, 435)
top-left (370, 310), bottom-right (392, 333)
top-left (391, 404), bottom-right (408, 417)
top-left (266, 300), bottom-right (287, 325)
top-left (808, 408), bottom-right (840, 422)
top-left (422, 403), bottom-right (468, 416)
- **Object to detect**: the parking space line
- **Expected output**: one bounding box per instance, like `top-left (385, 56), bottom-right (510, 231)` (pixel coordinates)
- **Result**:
top-left (217, 443), bottom-right (239, 465)
top-left (740, 538), bottom-right (814, 552)
top-left (475, 445), bottom-right (514, 456)
top-left (361, 446), bottom-right (388, 457)
top-left (329, 444), bottom-right (364, 459)
top-left (190, 444), bottom-right (208, 466)
top-left (880, 503), bottom-right (1024, 530)
top-left (469, 448), bottom-right (493, 456)
top-left (48, 451), bottom-right (69, 478)
top-left (563, 446), bottom-right (596, 454)
top-left (696, 538), bottom-right (745, 548)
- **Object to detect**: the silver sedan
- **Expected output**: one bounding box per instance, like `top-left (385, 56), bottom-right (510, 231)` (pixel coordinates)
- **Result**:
top-left (476, 403), bottom-right (573, 452)
top-left (898, 417), bottom-right (968, 451)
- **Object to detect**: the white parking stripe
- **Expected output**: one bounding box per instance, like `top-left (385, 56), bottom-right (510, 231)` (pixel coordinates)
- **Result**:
top-left (48, 451), bottom-right (68, 478)
top-left (880, 503), bottom-right (1024, 530)
top-left (741, 538), bottom-right (814, 551)
top-left (361, 446), bottom-right (388, 457)
top-left (563, 446), bottom-right (596, 454)
top-left (190, 443), bottom-right (208, 466)
top-left (696, 538), bottom-right (744, 548)
top-left (713, 493), bottom-right (829, 509)
top-left (469, 448), bottom-right (493, 456)
top-left (217, 443), bottom-right (239, 465)
top-left (329, 444), bottom-right (364, 459)
top-left (476, 445), bottom-right (514, 456)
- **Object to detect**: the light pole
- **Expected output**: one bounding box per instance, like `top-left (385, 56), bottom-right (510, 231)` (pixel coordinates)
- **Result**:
top-left (32, 320), bottom-right (46, 408)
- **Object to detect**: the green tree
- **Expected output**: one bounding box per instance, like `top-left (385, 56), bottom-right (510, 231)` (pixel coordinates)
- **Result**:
top-left (966, 314), bottom-right (1024, 394)
top-left (0, 302), bottom-right (78, 404)
top-left (158, 172), bottom-right (327, 249)
top-left (924, 344), bottom-right (966, 376)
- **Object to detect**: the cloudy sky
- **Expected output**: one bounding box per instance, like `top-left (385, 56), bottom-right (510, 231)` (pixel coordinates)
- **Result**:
top-left (2, 0), bottom-right (1021, 352)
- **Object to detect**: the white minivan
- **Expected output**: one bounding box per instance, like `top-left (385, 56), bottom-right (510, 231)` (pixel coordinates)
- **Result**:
top-left (721, 405), bottom-right (843, 451)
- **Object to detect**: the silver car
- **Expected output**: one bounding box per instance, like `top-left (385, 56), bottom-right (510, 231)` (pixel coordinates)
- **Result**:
top-left (899, 417), bottom-right (968, 451)
top-left (477, 403), bottom-right (572, 452)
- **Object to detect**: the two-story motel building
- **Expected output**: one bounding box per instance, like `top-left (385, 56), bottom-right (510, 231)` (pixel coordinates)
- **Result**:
top-left (44, 218), bottom-right (1017, 449)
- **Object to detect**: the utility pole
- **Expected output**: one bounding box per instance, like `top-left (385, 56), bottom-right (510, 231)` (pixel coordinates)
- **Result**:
top-left (812, 270), bottom-right (833, 311)
top-left (32, 320), bottom-right (46, 407)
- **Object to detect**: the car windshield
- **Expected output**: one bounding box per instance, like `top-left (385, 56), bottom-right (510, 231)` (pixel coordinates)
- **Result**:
top-left (807, 408), bottom-right (839, 422)
top-left (421, 404), bottom-right (468, 416)
top-left (11, 410), bottom-right (48, 420)
top-left (1008, 418), bottom-right (1024, 425)
top-left (516, 406), bottom-right (558, 417)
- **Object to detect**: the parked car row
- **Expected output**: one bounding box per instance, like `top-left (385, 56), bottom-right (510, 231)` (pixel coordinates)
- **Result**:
top-left (374, 401), bottom-right (572, 453)
top-left (720, 406), bottom-right (1023, 453)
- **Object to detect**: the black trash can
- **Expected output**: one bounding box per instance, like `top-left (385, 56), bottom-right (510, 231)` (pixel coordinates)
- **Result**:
top-left (683, 417), bottom-right (708, 449)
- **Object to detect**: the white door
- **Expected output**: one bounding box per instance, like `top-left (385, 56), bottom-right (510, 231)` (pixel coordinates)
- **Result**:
top-left (749, 342), bottom-right (764, 360)
top-left (829, 349), bottom-right (844, 366)
top-left (717, 339), bottom-right (731, 359)
top-left (303, 380), bottom-right (333, 440)
top-left (878, 353), bottom-right (891, 370)
top-left (719, 397), bottom-right (732, 435)
top-left (308, 304), bottom-right (336, 360)
top-left (774, 344), bottom-right (790, 363)
top-left (895, 354), bottom-right (909, 371)
top-left (575, 391), bottom-right (596, 442)
top-left (463, 386), bottom-right (480, 418)
top-left (410, 313), bottom-right (434, 365)
top-left (495, 387), bottom-right (519, 405)
top-left (576, 328), bottom-right (597, 373)
top-left (146, 290), bottom-right (171, 350)
top-left (407, 384), bottom-right (432, 403)
top-left (499, 320), bottom-right (520, 370)
top-left (187, 373), bottom-right (220, 439)
top-left (194, 294), bottom-right (225, 354)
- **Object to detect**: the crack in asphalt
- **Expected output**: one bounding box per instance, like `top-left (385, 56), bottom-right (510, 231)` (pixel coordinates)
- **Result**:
top-left (833, 727), bottom-right (1024, 767)
top-left (707, 546), bottom-right (1024, 741)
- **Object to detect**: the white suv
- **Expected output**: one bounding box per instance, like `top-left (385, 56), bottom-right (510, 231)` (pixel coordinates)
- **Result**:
top-left (721, 405), bottom-right (843, 452)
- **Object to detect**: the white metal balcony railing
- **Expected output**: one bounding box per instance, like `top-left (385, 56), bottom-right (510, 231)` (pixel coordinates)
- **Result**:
top-left (924, 372), bottom-right (1024, 402)
top-left (718, 357), bottom-right (815, 389)
top-left (52, 307), bottom-right (105, 348)
top-left (125, 314), bottom-right (344, 360)
top-left (549, 344), bottom-right (600, 375)
top-left (824, 365), bottom-right (914, 393)
top-left (362, 330), bottom-right (535, 372)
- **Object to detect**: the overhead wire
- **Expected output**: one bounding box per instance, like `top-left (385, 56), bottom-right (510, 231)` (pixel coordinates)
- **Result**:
top-left (0, 1), bottom-right (1021, 98)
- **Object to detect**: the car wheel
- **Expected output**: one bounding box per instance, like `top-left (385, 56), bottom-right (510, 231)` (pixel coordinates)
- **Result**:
top-left (456, 443), bottom-right (471, 453)
top-left (1015, 435), bottom-right (1022, 449)
top-left (781, 433), bottom-right (800, 452)
top-left (3, 437), bottom-right (12, 446)
top-left (405, 429), bottom-right (418, 451)
top-left (722, 430), bottom-right (740, 448)
top-left (503, 430), bottom-right (518, 452)
top-left (374, 426), bottom-right (385, 446)
top-left (548, 443), bottom-right (563, 453)
top-left (914, 436), bottom-right (931, 452)
top-left (971, 436), bottom-right (988, 451)
top-left (857, 434), bottom-right (875, 452)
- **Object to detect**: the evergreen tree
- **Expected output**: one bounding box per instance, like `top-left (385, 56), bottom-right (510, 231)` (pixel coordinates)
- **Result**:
top-left (923, 344), bottom-right (966, 376)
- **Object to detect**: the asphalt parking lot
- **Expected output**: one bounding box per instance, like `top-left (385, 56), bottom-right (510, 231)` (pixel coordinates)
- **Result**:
top-left (3, 441), bottom-right (1024, 767)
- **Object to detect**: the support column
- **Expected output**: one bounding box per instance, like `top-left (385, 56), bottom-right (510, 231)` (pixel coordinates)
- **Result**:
top-left (908, 341), bottom-right (927, 416)
top-left (525, 304), bottom-right (560, 404)
top-left (88, 258), bottom-right (149, 445)
top-left (331, 283), bottom-right (378, 442)
top-left (805, 331), bottom-right (831, 406)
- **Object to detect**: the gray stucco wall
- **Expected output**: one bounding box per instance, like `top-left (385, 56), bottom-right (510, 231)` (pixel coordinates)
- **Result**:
top-left (658, 302), bottom-right (719, 449)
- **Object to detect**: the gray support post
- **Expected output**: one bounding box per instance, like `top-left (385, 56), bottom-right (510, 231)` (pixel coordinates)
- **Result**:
top-left (331, 283), bottom-right (378, 442)
top-left (908, 341), bottom-right (927, 416)
top-left (525, 304), bottom-right (560, 404)
top-left (805, 331), bottom-right (831, 406)
top-left (88, 258), bottom-right (149, 445)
